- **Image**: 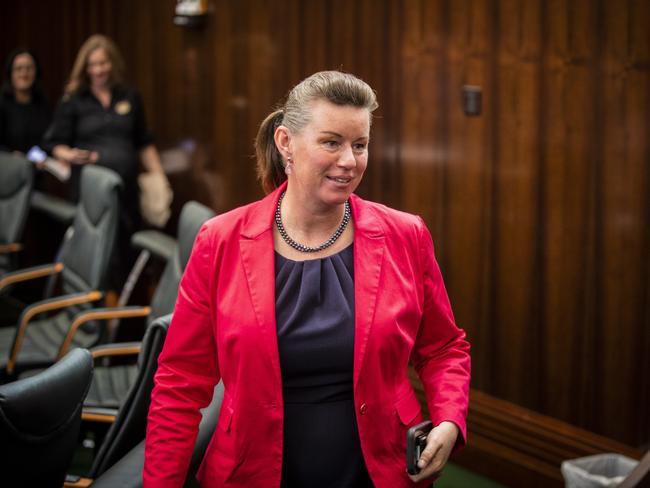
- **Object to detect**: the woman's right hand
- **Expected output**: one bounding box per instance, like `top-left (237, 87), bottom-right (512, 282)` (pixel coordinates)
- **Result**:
top-left (53, 145), bottom-right (98, 165)
top-left (66, 147), bottom-right (99, 165)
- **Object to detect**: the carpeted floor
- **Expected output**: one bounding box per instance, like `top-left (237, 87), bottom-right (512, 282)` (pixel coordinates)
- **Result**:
top-left (436, 463), bottom-right (506, 487)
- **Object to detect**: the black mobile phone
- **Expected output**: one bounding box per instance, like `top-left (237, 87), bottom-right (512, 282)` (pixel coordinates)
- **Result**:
top-left (406, 420), bottom-right (433, 475)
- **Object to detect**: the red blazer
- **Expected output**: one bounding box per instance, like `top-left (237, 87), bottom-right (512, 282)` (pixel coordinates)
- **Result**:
top-left (144, 183), bottom-right (471, 487)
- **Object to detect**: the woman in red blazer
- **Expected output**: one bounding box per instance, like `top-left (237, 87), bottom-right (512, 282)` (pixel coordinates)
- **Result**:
top-left (144, 71), bottom-right (470, 487)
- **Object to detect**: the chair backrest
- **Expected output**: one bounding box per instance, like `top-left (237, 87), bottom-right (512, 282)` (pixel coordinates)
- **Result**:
top-left (59, 165), bottom-right (122, 296)
top-left (0, 348), bottom-right (92, 487)
top-left (88, 314), bottom-right (172, 478)
top-left (0, 152), bottom-right (33, 272)
top-left (148, 201), bottom-right (215, 321)
top-left (88, 203), bottom-right (214, 477)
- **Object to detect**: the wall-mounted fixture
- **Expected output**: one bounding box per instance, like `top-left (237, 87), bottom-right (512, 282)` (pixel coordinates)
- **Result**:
top-left (174, 0), bottom-right (209, 28)
top-left (462, 85), bottom-right (482, 116)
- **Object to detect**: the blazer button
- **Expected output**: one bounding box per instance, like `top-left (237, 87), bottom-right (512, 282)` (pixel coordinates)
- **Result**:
top-left (359, 403), bottom-right (368, 415)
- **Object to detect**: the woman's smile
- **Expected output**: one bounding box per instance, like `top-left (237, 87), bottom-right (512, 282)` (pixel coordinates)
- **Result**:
top-left (326, 175), bottom-right (354, 189)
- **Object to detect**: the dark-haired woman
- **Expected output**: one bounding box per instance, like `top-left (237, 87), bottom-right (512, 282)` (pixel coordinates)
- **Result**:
top-left (0, 48), bottom-right (50, 154)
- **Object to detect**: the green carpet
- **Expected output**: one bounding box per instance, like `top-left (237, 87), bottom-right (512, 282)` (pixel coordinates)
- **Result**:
top-left (435, 462), bottom-right (505, 487)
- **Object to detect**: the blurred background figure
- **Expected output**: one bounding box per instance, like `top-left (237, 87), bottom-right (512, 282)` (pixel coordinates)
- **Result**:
top-left (43, 34), bottom-right (170, 290)
top-left (0, 48), bottom-right (51, 155)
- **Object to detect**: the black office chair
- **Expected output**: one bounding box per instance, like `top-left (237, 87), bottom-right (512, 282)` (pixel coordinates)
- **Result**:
top-left (87, 313), bottom-right (172, 479)
top-left (0, 165), bottom-right (122, 380)
top-left (0, 152), bottom-right (34, 279)
top-left (89, 380), bottom-right (225, 488)
top-left (67, 201), bottom-right (215, 422)
top-left (53, 202), bottom-right (213, 484)
top-left (0, 348), bottom-right (93, 488)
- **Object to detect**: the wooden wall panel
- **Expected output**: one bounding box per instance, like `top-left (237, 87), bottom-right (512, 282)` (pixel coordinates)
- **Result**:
top-left (598, 0), bottom-right (650, 446)
top-left (356, 0), bottom-right (402, 210)
top-left (493, 0), bottom-right (543, 406)
top-left (399, 0), bottom-right (447, 237)
top-left (2, 0), bottom-right (649, 451)
top-left (541, 0), bottom-right (597, 427)
top-left (445, 0), bottom-right (494, 391)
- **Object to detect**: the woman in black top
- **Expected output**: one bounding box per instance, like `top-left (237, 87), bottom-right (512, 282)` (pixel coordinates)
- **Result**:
top-left (44, 34), bottom-right (165, 214)
top-left (0, 48), bottom-right (51, 154)
top-left (43, 34), bottom-right (167, 284)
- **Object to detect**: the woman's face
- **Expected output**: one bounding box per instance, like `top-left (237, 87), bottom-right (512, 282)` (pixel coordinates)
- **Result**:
top-left (283, 99), bottom-right (370, 211)
top-left (11, 53), bottom-right (36, 93)
top-left (86, 47), bottom-right (112, 89)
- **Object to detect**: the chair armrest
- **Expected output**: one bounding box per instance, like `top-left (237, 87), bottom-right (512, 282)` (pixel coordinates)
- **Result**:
top-left (0, 242), bottom-right (23, 254)
top-left (0, 262), bottom-right (64, 292)
top-left (31, 190), bottom-right (77, 224)
top-left (64, 474), bottom-right (93, 487)
top-left (7, 290), bottom-right (102, 375)
top-left (131, 229), bottom-right (176, 262)
top-left (81, 341), bottom-right (143, 426)
top-left (90, 341), bottom-right (141, 360)
top-left (58, 306), bottom-right (151, 358)
top-left (82, 407), bottom-right (119, 424)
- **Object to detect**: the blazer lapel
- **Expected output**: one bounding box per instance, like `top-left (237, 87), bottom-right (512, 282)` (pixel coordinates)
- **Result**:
top-left (350, 194), bottom-right (385, 389)
top-left (239, 185), bottom-right (285, 389)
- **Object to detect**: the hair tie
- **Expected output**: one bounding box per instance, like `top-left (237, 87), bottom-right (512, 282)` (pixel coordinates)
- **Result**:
top-left (273, 110), bottom-right (284, 129)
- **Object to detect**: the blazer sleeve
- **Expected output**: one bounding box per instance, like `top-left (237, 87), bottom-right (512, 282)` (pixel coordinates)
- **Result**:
top-left (410, 217), bottom-right (471, 445)
top-left (144, 223), bottom-right (221, 487)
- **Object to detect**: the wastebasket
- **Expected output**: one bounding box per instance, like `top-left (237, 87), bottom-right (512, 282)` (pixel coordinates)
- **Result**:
top-left (561, 453), bottom-right (638, 488)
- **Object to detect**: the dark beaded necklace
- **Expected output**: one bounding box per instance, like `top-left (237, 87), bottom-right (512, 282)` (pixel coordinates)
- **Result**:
top-left (275, 191), bottom-right (351, 253)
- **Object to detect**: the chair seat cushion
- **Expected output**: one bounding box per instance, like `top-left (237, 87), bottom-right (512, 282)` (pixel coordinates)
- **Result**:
top-left (85, 364), bottom-right (138, 409)
top-left (0, 310), bottom-right (101, 374)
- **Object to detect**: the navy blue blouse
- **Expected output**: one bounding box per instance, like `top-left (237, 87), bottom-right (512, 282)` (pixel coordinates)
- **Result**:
top-left (275, 244), bottom-right (373, 488)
